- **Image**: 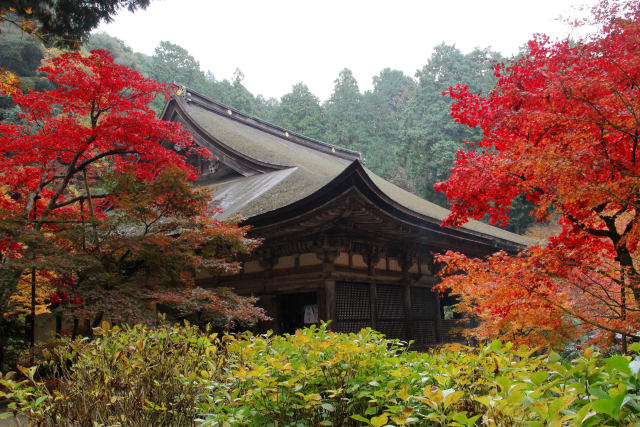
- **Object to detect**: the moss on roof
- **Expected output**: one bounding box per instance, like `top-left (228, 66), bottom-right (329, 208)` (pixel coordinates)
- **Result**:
top-left (364, 168), bottom-right (536, 246)
top-left (211, 167), bottom-right (339, 219)
top-left (182, 96), bottom-right (535, 247)
top-left (186, 103), bottom-right (351, 176)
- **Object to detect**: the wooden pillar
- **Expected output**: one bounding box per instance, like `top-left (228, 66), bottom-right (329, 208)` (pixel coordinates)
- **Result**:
top-left (401, 255), bottom-right (414, 343)
top-left (433, 291), bottom-right (443, 343)
top-left (259, 253), bottom-right (278, 331)
top-left (317, 245), bottom-right (339, 329)
top-left (366, 251), bottom-right (380, 329)
top-left (432, 259), bottom-right (443, 343)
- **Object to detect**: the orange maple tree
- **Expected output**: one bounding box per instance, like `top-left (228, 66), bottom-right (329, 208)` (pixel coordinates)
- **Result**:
top-left (434, 0), bottom-right (640, 349)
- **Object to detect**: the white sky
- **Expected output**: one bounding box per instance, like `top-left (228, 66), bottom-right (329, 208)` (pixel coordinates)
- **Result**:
top-left (96, 0), bottom-right (597, 101)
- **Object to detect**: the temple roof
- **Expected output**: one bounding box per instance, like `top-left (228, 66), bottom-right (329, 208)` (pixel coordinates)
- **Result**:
top-left (160, 89), bottom-right (536, 250)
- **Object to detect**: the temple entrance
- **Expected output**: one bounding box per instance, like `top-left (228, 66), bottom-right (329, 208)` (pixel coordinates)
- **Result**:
top-left (277, 292), bottom-right (318, 334)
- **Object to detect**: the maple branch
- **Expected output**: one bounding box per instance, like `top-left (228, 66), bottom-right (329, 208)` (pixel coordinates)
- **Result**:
top-left (73, 148), bottom-right (138, 174)
top-left (561, 208), bottom-right (613, 239)
top-left (51, 194), bottom-right (108, 210)
top-left (570, 86), bottom-right (636, 139)
top-left (601, 51), bottom-right (640, 96)
top-left (607, 83), bottom-right (640, 130)
top-left (41, 136), bottom-right (96, 220)
top-left (577, 171), bottom-right (640, 211)
top-left (516, 279), bottom-right (638, 339)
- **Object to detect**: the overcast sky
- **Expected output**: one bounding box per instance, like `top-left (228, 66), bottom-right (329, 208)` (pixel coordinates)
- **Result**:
top-left (96, 0), bottom-right (597, 101)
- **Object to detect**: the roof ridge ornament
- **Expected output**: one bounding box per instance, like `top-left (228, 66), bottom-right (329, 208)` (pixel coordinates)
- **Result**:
top-left (173, 82), bottom-right (190, 101)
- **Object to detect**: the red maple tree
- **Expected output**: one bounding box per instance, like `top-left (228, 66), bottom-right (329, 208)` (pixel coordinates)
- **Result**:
top-left (434, 0), bottom-right (640, 350)
top-left (0, 50), bottom-right (267, 334)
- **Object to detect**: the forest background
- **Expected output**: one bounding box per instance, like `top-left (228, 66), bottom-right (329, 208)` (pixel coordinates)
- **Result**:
top-left (0, 26), bottom-right (536, 234)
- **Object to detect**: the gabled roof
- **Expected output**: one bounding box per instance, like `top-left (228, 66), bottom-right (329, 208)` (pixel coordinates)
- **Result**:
top-left (161, 88), bottom-right (536, 249)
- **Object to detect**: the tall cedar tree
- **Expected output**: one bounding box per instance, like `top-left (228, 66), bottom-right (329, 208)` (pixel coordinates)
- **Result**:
top-left (434, 0), bottom-right (640, 350)
top-left (0, 0), bottom-right (151, 46)
top-left (0, 50), bottom-right (266, 330)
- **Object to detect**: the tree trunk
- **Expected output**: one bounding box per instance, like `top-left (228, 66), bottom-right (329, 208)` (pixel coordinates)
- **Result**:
top-left (0, 266), bottom-right (24, 319)
top-left (72, 317), bottom-right (79, 340)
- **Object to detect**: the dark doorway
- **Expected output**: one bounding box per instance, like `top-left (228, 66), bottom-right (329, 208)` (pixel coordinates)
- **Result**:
top-left (278, 292), bottom-right (318, 334)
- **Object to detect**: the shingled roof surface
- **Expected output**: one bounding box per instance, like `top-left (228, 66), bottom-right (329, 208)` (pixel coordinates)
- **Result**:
top-left (166, 90), bottom-right (535, 247)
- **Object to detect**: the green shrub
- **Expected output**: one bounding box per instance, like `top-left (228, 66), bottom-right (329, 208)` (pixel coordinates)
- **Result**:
top-left (3, 323), bottom-right (640, 426)
top-left (1, 322), bottom-right (220, 426)
top-left (200, 325), bottom-right (640, 426)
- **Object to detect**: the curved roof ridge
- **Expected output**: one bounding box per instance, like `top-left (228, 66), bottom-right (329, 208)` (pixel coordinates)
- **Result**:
top-left (164, 96), bottom-right (291, 175)
top-left (175, 87), bottom-right (362, 162)
top-left (247, 159), bottom-right (536, 250)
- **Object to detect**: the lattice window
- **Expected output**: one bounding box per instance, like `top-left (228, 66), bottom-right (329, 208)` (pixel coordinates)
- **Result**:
top-left (440, 319), bottom-right (466, 343)
top-left (377, 320), bottom-right (406, 340)
top-left (333, 321), bottom-right (371, 334)
top-left (376, 285), bottom-right (403, 319)
top-left (414, 320), bottom-right (437, 345)
top-left (411, 287), bottom-right (432, 319)
top-left (375, 285), bottom-right (406, 340)
top-left (336, 282), bottom-right (371, 321)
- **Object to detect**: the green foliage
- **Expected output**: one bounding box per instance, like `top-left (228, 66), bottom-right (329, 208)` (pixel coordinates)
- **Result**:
top-left (2, 322), bottom-right (220, 425)
top-left (274, 83), bottom-right (325, 140)
top-left (400, 44), bottom-right (501, 207)
top-left (5, 0), bottom-right (151, 47)
top-left (4, 324), bottom-right (640, 425)
top-left (150, 41), bottom-right (207, 90)
top-left (0, 316), bottom-right (28, 372)
top-left (324, 68), bottom-right (365, 148)
top-left (85, 32), bottom-right (150, 72)
top-left (0, 23), bottom-right (51, 122)
top-left (200, 326), bottom-right (640, 426)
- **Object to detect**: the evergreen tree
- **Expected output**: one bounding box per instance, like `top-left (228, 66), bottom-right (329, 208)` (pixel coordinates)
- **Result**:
top-left (227, 69), bottom-right (255, 114)
top-left (86, 32), bottom-right (149, 72)
top-left (324, 68), bottom-right (364, 148)
top-left (359, 69), bottom-right (416, 179)
top-left (273, 83), bottom-right (324, 140)
top-left (401, 44), bottom-right (500, 206)
top-left (150, 41), bottom-right (207, 91)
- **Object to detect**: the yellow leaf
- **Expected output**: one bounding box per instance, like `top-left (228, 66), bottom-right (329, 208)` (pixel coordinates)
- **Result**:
top-left (444, 390), bottom-right (464, 408)
top-left (414, 396), bottom-right (439, 410)
top-left (423, 385), bottom-right (443, 406)
top-left (396, 385), bottom-right (409, 401)
top-left (370, 413), bottom-right (388, 427)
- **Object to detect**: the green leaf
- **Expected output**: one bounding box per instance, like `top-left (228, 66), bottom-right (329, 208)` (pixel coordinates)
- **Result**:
top-left (530, 371), bottom-right (548, 386)
top-left (592, 392), bottom-right (626, 420)
top-left (321, 403), bottom-right (335, 412)
top-left (350, 414), bottom-right (370, 424)
top-left (589, 387), bottom-right (609, 399)
top-left (575, 402), bottom-right (594, 425)
top-left (34, 395), bottom-right (48, 407)
top-left (365, 406), bottom-right (378, 415)
top-left (604, 355), bottom-right (631, 376)
top-left (548, 351), bottom-right (562, 363)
